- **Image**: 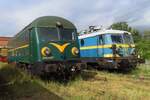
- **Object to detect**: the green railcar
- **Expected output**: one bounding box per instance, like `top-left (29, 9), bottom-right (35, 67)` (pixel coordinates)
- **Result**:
top-left (8, 16), bottom-right (83, 75)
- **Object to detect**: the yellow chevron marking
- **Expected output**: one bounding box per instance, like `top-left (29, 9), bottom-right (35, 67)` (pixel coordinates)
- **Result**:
top-left (50, 43), bottom-right (70, 53)
top-left (80, 44), bottom-right (135, 50)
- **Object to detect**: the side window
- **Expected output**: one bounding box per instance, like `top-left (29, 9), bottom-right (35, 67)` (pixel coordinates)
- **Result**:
top-left (99, 35), bottom-right (104, 45)
top-left (25, 30), bottom-right (29, 44)
top-left (80, 39), bottom-right (85, 46)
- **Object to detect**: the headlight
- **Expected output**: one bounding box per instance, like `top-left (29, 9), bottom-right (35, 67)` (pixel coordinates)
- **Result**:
top-left (41, 47), bottom-right (51, 56)
top-left (138, 55), bottom-right (141, 58)
top-left (72, 47), bottom-right (79, 56)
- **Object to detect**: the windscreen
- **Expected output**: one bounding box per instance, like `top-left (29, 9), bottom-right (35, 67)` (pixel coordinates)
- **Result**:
top-left (38, 28), bottom-right (59, 42)
top-left (123, 33), bottom-right (134, 44)
top-left (111, 34), bottom-right (123, 44)
top-left (38, 27), bottom-right (76, 42)
top-left (58, 28), bottom-right (76, 41)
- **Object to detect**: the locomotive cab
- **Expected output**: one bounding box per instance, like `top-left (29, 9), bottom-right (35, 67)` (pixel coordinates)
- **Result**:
top-left (37, 27), bottom-right (79, 61)
top-left (102, 32), bottom-right (135, 57)
top-left (8, 16), bottom-right (84, 76)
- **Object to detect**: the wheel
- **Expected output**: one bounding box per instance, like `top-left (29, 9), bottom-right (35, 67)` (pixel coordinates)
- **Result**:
top-left (30, 63), bottom-right (44, 76)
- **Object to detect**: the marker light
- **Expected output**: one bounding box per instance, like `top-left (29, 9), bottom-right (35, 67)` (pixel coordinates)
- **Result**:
top-left (72, 47), bottom-right (79, 56)
top-left (41, 47), bottom-right (51, 56)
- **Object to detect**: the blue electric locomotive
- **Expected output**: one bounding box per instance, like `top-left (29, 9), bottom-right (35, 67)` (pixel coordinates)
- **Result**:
top-left (78, 27), bottom-right (138, 69)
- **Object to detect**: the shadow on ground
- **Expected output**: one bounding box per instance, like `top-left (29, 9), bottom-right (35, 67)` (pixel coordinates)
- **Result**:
top-left (40, 69), bottom-right (98, 85)
top-left (80, 70), bottom-right (98, 81)
top-left (0, 65), bottom-right (63, 100)
top-left (89, 65), bottom-right (135, 74)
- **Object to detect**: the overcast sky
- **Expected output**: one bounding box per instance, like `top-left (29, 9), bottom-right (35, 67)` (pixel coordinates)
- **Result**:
top-left (0, 0), bottom-right (150, 36)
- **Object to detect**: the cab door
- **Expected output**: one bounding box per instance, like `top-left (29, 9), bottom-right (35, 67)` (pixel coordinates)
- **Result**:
top-left (80, 36), bottom-right (99, 57)
top-left (97, 35), bottom-right (104, 57)
top-left (29, 29), bottom-right (34, 63)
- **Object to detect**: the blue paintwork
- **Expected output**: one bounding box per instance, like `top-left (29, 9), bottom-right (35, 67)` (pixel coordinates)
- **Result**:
top-left (80, 36), bottom-right (98, 57)
top-left (103, 34), bottom-right (112, 44)
top-left (79, 33), bottom-right (135, 58)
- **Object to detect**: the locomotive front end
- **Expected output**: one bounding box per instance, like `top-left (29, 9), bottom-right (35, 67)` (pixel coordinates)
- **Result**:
top-left (34, 17), bottom-right (83, 75)
top-left (103, 32), bottom-right (138, 69)
top-left (38, 28), bottom-right (79, 61)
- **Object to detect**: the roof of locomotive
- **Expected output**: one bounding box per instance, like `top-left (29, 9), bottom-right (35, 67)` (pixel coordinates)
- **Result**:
top-left (14, 16), bottom-right (76, 38)
top-left (8, 16), bottom-right (76, 45)
top-left (78, 29), bottom-right (132, 39)
top-left (28, 16), bottom-right (76, 29)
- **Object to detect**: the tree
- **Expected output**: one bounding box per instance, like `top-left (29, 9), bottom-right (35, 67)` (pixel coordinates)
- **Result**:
top-left (110, 22), bottom-right (129, 31)
top-left (143, 30), bottom-right (150, 39)
top-left (109, 22), bottom-right (141, 42)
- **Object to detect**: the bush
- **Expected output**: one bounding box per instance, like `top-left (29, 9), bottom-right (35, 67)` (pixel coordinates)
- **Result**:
top-left (136, 39), bottom-right (150, 59)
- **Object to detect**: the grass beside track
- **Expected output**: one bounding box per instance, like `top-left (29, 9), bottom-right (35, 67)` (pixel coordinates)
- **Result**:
top-left (0, 62), bottom-right (150, 100)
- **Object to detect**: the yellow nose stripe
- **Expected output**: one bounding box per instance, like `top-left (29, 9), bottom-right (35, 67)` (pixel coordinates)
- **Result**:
top-left (50, 43), bottom-right (70, 53)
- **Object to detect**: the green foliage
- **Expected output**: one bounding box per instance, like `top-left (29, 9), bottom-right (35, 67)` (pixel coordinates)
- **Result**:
top-left (136, 39), bottom-right (150, 59)
top-left (131, 64), bottom-right (150, 78)
top-left (110, 22), bottom-right (141, 42)
top-left (110, 22), bottom-right (129, 31)
top-left (143, 30), bottom-right (150, 39)
top-left (134, 31), bottom-right (150, 59)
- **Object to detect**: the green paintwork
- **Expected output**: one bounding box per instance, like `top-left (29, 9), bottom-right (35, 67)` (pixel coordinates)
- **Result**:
top-left (16, 16), bottom-right (76, 36)
top-left (40, 41), bottom-right (79, 61)
top-left (8, 16), bottom-right (79, 64)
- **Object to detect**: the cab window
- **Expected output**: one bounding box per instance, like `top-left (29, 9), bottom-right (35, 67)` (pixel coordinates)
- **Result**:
top-left (38, 28), bottom-right (59, 42)
top-left (111, 34), bottom-right (123, 44)
top-left (59, 28), bottom-right (76, 41)
top-left (123, 33), bottom-right (134, 44)
top-left (38, 27), bottom-right (76, 42)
